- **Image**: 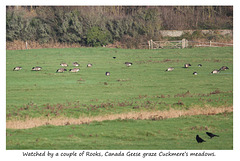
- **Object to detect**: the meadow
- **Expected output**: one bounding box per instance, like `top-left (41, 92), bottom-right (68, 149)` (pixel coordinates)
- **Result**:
top-left (6, 112), bottom-right (233, 150)
top-left (6, 47), bottom-right (233, 149)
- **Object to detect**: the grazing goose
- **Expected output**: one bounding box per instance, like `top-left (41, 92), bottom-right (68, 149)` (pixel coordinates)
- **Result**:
top-left (32, 66), bottom-right (42, 71)
top-left (56, 68), bottom-right (67, 73)
top-left (72, 62), bottom-right (79, 67)
top-left (219, 66), bottom-right (229, 71)
top-left (211, 69), bottom-right (220, 74)
top-left (184, 63), bottom-right (191, 68)
top-left (125, 62), bottom-right (133, 67)
top-left (198, 64), bottom-right (202, 67)
top-left (60, 63), bottom-right (68, 67)
top-left (105, 72), bottom-right (110, 76)
top-left (166, 67), bottom-right (174, 72)
top-left (13, 66), bottom-right (22, 71)
top-left (69, 68), bottom-right (80, 72)
top-left (87, 63), bottom-right (92, 67)
top-left (193, 72), bottom-right (198, 75)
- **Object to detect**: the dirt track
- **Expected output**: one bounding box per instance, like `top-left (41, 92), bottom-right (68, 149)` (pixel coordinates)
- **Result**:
top-left (6, 106), bottom-right (233, 129)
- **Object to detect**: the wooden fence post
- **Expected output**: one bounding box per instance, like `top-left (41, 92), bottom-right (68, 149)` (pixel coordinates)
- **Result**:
top-left (25, 41), bottom-right (28, 50)
top-left (182, 39), bottom-right (186, 48)
top-left (150, 39), bottom-right (153, 49)
top-left (148, 39), bottom-right (153, 49)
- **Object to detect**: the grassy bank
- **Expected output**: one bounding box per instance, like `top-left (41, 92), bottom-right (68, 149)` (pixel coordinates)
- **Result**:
top-left (6, 112), bottom-right (233, 150)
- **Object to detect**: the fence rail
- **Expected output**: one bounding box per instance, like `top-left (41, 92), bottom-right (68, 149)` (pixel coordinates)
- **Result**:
top-left (189, 41), bottom-right (233, 47)
top-left (147, 39), bottom-right (233, 49)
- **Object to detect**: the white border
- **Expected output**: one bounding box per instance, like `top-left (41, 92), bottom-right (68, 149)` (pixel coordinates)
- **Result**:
top-left (1, 1), bottom-right (239, 161)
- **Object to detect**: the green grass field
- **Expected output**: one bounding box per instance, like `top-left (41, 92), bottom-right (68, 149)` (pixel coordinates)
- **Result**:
top-left (6, 112), bottom-right (233, 150)
top-left (6, 47), bottom-right (233, 149)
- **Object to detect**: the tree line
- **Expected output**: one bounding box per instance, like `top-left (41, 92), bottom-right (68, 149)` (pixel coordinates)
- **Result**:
top-left (6, 6), bottom-right (233, 47)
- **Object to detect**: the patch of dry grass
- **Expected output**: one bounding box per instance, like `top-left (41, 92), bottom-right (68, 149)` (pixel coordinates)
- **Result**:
top-left (6, 106), bottom-right (233, 129)
top-left (6, 40), bottom-right (82, 50)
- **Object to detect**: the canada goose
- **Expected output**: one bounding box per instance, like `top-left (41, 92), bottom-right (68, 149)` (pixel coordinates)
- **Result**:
top-left (211, 69), bottom-right (220, 74)
top-left (105, 72), bottom-right (110, 76)
top-left (125, 62), bottom-right (133, 67)
top-left (193, 72), bottom-right (198, 75)
top-left (198, 64), bottom-right (202, 67)
top-left (69, 68), bottom-right (80, 72)
top-left (72, 62), bottom-right (79, 67)
top-left (166, 67), bottom-right (174, 72)
top-left (87, 63), bottom-right (92, 67)
top-left (60, 63), bottom-right (68, 67)
top-left (219, 66), bottom-right (229, 71)
top-left (184, 63), bottom-right (191, 68)
top-left (32, 66), bottom-right (42, 71)
top-left (56, 68), bottom-right (67, 73)
top-left (13, 66), bottom-right (22, 71)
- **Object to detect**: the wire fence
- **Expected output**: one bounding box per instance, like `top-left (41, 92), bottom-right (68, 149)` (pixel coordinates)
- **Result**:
top-left (147, 39), bottom-right (233, 49)
top-left (188, 41), bottom-right (233, 48)
top-left (6, 39), bottom-right (233, 50)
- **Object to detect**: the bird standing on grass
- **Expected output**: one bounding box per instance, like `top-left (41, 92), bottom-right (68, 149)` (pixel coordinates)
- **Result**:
top-left (32, 66), bottom-right (42, 71)
top-left (87, 63), bottom-right (93, 67)
top-left (56, 68), bottom-right (67, 73)
top-left (206, 132), bottom-right (219, 138)
top-left (125, 62), bottom-right (133, 67)
top-left (166, 67), bottom-right (174, 72)
top-left (211, 69), bottom-right (220, 74)
top-left (60, 63), bottom-right (68, 67)
top-left (69, 68), bottom-right (80, 72)
top-left (72, 62), bottom-right (79, 67)
top-left (196, 135), bottom-right (206, 143)
top-left (184, 63), bottom-right (191, 68)
top-left (13, 66), bottom-right (22, 71)
top-left (219, 66), bottom-right (229, 71)
top-left (193, 72), bottom-right (198, 75)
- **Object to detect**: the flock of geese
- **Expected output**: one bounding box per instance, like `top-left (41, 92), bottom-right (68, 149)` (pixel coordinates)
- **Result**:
top-left (12, 57), bottom-right (134, 76)
top-left (165, 63), bottom-right (229, 75)
top-left (12, 57), bottom-right (229, 76)
top-left (13, 62), bottom-right (92, 72)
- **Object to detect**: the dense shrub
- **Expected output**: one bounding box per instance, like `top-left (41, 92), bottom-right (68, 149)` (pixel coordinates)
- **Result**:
top-left (57, 11), bottom-right (83, 43)
top-left (6, 11), bottom-right (24, 41)
top-left (86, 26), bottom-right (111, 47)
top-left (6, 6), bottom-right (233, 48)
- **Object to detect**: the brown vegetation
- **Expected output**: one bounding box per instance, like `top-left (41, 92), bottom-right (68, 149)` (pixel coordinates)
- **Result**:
top-left (6, 106), bottom-right (233, 129)
top-left (6, 90), bottom-right (232, 120)
top-left (6, 40), bottom-right (82, 50)
top-left (136, 59), bottom-right (182, 64)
